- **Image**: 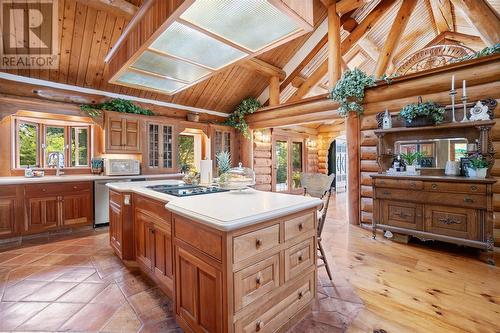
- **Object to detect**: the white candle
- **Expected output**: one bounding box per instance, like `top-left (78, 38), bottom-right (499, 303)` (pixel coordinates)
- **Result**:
top-left (463, 80), bottom-right (466, 96)
top-left (451, 75), bottom-right (455, 90)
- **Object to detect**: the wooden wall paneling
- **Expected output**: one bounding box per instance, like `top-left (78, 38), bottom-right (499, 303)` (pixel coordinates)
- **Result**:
top-left (88, 14), bottom-right (117, 87)
top-left (67, 2), bottom-right (88, 85)
top-left (79, 9), bottom-right (106, 87)
top-left (58, 0), bottom-right (77, 83)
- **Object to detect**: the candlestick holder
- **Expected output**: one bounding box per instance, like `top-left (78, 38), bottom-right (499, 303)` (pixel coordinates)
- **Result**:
top-left (460, 96), bottom-right (468, 123)
top-left (450, 89), bottom-right (457, 122)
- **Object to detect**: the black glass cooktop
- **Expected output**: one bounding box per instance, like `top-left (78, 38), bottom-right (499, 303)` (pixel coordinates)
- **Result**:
top-left (147, 184), bottom-right (229, 197)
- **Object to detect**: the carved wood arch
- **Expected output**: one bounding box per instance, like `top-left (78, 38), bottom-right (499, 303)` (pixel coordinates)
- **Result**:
top-left (394, 44), bottom-right (475, 76)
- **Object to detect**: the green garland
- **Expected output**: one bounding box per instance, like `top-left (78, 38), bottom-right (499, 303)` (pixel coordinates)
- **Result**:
top-left (225, 98), bottom-right (261, 138)
top-left (329, 68), bottom-right (376, 117)
top-left (451, 43), bottom-right (500, 63)
top-left (398, 101), bottom-right (445, 124)
top-left (80, 98), bottom-right (154, 117)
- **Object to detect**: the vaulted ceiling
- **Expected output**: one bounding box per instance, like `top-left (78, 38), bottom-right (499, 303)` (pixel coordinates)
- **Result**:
top-left (1, 0), bottom-right (498, 115)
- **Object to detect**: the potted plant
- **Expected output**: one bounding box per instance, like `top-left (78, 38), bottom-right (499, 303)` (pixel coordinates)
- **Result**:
top-left (398, 97), bottom-right (445, 127)
top-left (216, 151), bottom-right (232, 176)
top-left (330, 68), bottom-right (376, 117)
top-left (468, 155), bottom-right (489, 178)
top-left (400, 151), bottom-right (423, 174)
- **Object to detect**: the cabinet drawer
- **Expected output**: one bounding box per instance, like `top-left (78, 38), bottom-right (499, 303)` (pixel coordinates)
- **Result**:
top-left (233, 224), bottom-right (280, 263)
top-left (382, 201), bottom-right (422, 230)
top-left (234, 254), bottom-right (280, 313)
top-left (134, 195), bottom-right (171, 225)
top-left (424, 182), bottom-right (486, 194)
top-left (0, 185), bottom-right (18, 197)
top-left (26, 182), bottom-right (91, 196)
top-left (235, 271), bottom-right (314, 333)
top-left (284, 212), bottom-right (315, 242)
top-left (284, 238), bottom-right (314, 282)
top-left (424, 205), bottom-right (479, 240)
top-left (174, 216), bottom-right (222, 261)
top-left (374, 178), bottom-right (423, 190)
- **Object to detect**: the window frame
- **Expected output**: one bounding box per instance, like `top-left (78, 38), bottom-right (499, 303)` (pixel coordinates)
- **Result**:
top-left (13, 117), bottom-right (93, 170)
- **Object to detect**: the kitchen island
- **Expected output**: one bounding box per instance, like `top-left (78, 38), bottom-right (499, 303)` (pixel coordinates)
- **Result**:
top-left (107, 180), bottom-right (322, 333)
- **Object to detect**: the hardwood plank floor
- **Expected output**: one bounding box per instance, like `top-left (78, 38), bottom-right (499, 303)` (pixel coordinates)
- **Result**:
top-left (323, 192), bottom-right (500, 333)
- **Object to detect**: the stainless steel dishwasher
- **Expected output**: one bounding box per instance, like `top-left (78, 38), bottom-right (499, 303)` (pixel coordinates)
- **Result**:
top-left (93, 179), bottom-right (133, 227)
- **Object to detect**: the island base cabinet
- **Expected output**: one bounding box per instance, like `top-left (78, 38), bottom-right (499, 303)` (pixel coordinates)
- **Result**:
top-left (175, 244), bottom-right (223, 333)
top-left (133, 195), bottom-right (174, 297)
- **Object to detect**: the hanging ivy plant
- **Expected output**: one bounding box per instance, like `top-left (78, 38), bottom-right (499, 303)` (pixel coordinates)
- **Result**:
top-left (80, 98), bottom-right (154, 118)
top-left (225, 97), bottom-right (261, 139)
top-left (329, 68), bottom-right (376, 117)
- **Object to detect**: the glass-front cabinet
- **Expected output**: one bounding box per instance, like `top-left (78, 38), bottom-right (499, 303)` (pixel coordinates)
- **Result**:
top-left (210, 125), bottom-right (236, 173)
top-left (144, 121), bottom-right (175, 173)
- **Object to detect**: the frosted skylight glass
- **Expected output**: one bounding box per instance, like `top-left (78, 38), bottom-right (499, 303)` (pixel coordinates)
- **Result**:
top-left (117, 70), bottom-right (186, 93)
top-left (150, 22), bottom-right (247, 69)
top-left (180, 0), bottom-right (302, 52)
top-left (132, 50), bottom-right (211, 83)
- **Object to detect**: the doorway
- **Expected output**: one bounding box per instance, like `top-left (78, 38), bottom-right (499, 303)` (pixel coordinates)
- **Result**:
top-left (272, 133), bottom-right (306, 193)
top-left (327, 137), bottom-right (347, 192)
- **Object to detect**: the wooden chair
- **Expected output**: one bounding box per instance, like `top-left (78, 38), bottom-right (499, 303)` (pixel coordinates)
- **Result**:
top-left (300, 173), bottom-right (335, 280)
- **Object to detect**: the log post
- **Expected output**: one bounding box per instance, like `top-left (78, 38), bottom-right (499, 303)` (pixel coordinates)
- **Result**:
top-left (327, 1), bottom-right (342, 90)
top-left (268, 76), bottom-right (280, 106)
top-left (346, 112), bottom-right (360, 225)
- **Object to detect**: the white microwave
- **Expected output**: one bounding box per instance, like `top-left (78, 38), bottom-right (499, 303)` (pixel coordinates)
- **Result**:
top-left (104, 159), bottom-right (140, 176)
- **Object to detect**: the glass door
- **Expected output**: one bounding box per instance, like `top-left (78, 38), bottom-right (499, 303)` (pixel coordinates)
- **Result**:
top-left (291, 141), bottom-right (303, 191)
top-left (275, 140), bottom-right (288, 192)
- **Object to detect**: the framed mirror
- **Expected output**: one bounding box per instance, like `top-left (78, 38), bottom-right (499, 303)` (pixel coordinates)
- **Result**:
top-left (394, 138), bottom-right (468, 169)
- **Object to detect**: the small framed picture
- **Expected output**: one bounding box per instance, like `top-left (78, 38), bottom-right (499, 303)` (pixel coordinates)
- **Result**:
top-left (460, 157), bottom-right (471, 177)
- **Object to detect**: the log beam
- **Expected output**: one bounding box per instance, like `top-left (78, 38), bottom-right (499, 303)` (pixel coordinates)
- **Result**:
top-left (79, 0), bottom-right (138, 19)
top-left (374, 0), bottom-right (418, 77)
top-left (240, 58), bottom-right (287, 81)
top-left (289, 0), bottom-right (396, 101)
top-left (428, 0), bottom-right (454, 33)
top-left (346, 113), bottom-right (360, 225)
top-left (335, 0), bottom-right (373, 15)
top-left (450, 0), bottom-right (500, 46)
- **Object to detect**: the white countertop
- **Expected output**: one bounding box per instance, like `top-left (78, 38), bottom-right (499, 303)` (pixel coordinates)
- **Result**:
top-left (106, 180), bottom-right (322, 231)
top-left (0, 173), bottom-right (183, 185)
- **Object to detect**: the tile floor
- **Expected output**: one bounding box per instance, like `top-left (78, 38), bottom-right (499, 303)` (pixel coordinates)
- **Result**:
top-left (0, 224), bottom-right (363, 332)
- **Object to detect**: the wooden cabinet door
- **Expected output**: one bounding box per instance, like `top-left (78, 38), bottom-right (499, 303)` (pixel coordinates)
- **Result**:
top-left (153, 222), bottom-right (173, 291)
top-left (124, 118), bottom-right (140, 152)
top-left (109, 202), bottom-right (123, 256)
top-left (61, 192), bottom-right (93, 226)
top-left (175, 245), bottom-right (222, 333)
top-left (144, 122), bottom-right (175, 173)
top-left (0, 197), bottom-right (17, 238)
top-left (424, 205), bottom-right (478, 240)
top-left (26, 196), bottom-right (60, 233)
top-left (107, 115), bottom-right (125, 151)
top-left (135, 210), bottom-right (154, 270)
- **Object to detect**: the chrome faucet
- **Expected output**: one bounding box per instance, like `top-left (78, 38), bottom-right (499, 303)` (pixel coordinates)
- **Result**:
top-left (47, 152), bottom-right (65, 176)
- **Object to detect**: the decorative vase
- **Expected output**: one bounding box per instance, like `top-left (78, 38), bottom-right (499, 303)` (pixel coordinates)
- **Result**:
top-left (467, 167), bottom-right (477, 178)
top-left (406, 165), bottom-right (417, 174)
top-left (476, 168), bottom-right (487, 178)
top-left (405, 115), bottom-right (434, 127)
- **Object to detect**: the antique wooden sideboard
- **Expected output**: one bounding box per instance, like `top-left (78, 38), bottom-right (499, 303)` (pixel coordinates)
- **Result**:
top-left (371, 107), bottom-right (496, 264)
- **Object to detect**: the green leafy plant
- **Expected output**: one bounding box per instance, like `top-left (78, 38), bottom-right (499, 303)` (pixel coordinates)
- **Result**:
top-left (398, 101), bottom-right (445, 124)
top-left (80, 98), bottom-right (154, 117)
top-left (379, 73), bottom-right (400, 85)
top-left (225, 98), bottom-right (261, 138)
top-left (216, 151), bottom-right (232, 176)
top-left (469, 155), bottom-right (489, 170)
top-left (400, 151), bottom-right (423, 166)
top-left (451, 43), bottom-right (500, 63)
top-left (329, 68), bottom-right (376, 117)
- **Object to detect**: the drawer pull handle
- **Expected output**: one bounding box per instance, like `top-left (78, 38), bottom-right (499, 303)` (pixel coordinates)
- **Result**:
top-left (382, 191), bottom-right (390, 196)
top-left (298, 291), bottom-right (304, 299)
top-left (463, 197), bottom-right (474, 203)
top-left (256, 320), bottom-right (264, 332)
top-left (255, 275), bottom-right (262, 285)
top-left (298, 252), bottom-right (303, 262)
top-left (255, 239), bottom-right (262, 248)
top-left (298, 223), bottom-right (304, 231)
top-left (410, 182), bottom-right (416, 187)
top-left (439, 218), bottom-right (461, 225)
top-left (395, 212), bottom-right (409, 219)
top-left (42, 188), bottom-right (47, 192)
top-left (431, 184), bottom-right (438, 190)
top-left (73, 186), bottom-right (77, 190)
top-left (471, 185), bottom-right (478, 191)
